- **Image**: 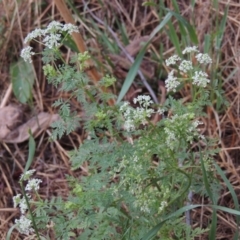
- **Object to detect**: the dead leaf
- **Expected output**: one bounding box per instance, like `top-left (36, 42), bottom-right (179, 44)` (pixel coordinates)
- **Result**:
top-left (0, 105), bottom-right (22, 139)
top-left (109, 54), bottom-right (154, 79)
top-left (1, 111), bottom-right (60, 143)
top-left (120, 36), bottom-right (150, 57)
top-left (108, 36), bottom-right (155, 79)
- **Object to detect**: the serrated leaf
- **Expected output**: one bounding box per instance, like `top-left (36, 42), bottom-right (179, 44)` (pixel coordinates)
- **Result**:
top-left (10, 59), bottom-right (35, 104)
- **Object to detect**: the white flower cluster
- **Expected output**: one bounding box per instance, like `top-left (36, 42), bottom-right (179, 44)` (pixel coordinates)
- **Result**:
top-left (179, 60), bottom-right (193, 73)
top-left (165, 54), bottom-right (181, 66)
top-left (157, 107), bottom-right (165, 115)
top-left (25, 178), bottom-right (42, 191)
top-left (192, 71), bottom-right (210, 87)
top-left (133, 95), bottom-right (153, 107)
top-left (182, 46), bottom-right (199, 54)
top-left (195, 53), bottom-right (212, 64)
top-left (21, 21), bottom-right (79, 62)
top-left (15, 216), bottom-right (34, 235)
top-left (165, 70), bottom-right (180, 92)
top-left (20, 46), bottom-right (35, 63)
top-left (164, 113), bottom-right (203, 150)
top-left (159, 201), bottom-right (168, 212)
top-left (133, 186), bottom-right (167, 214)
top-left (165, 46), bottom-right (212, 92)
top-left (13, 169), bottom-right (42, 235)
top-left (120, 95), bottom-right (154, 132)
top-left (20, 169), bottom-right (36, 181)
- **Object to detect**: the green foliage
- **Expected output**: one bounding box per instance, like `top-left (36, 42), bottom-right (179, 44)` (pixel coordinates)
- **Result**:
top-left (10, 58), bottom-right (35, 104)
top-left (10, 15), bottom-right (239, 240)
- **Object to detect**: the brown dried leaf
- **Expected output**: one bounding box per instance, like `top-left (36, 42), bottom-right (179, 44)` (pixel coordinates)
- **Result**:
top-left (0, 105), bottom-right (22, 139)
top-left (109, 54), bottom-right (154, 79)
top-left (120, 36), bottom-right (150, 57)
top-left (1, 112), bottom-right (60, 143)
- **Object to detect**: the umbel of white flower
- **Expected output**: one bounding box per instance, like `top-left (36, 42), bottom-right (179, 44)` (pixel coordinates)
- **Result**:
top-left (21, 21), bottom-right (79, 63)
top-left (165, 46), bottom-right (212, 92)
top-left (13, 169), bottom-right (42, 235)
top-left (120, 95), bottom-right (154, 132)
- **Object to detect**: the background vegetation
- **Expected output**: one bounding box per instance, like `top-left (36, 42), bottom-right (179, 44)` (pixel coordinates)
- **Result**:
top-left (0, 0), bottom-right (239, 239)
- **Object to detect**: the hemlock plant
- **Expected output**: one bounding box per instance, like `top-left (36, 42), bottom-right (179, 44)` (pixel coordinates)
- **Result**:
top-left (13, 21), bottom-right (220, 239)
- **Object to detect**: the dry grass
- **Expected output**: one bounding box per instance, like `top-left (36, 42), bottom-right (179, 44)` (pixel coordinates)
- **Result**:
top-left (0, 0), bottom-right (239, 239)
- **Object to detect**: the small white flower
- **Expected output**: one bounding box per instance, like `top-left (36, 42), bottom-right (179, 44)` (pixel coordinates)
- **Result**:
top-left (159, 201), bottom-right (168, 212)
top-left (124, 118), bottom-right (135, 132)
top-left (165, 55), bottom-right (181, 66)
top-left (20, 169), bottom-right (36, 181)
top-left (195, 53), bottom-right (212, 64)
top-left (62, 23), bottom-right (79, 34)
top-left (43, 33), bottom-right (61, 49)
top-left (192, 71), bottom-right (210, 87)
top-left (133, 155), bottom-right (138, 162)
top-left (140, 204), bottom-right (151, 213)
top-left (164, 128), bottom-right (177, 150)
top-left (45, 21), bottom-right (64, 33)
top-left (25, 178), bottom-right (42, 191)
top-left (24, 28), bottom-right (45, 43)
top-left (182, 46), bottom-right (199, 54)
top-left (13, 194), bottom-right (31, 214)
top-left (133, 95), bottom-right (153, 108)
top-left (119, 102), bottom-right (129, 112)
top-left (15, 215), bottom-right (34, 235)
top-left (165, 70), bottom-right (180, 92)
top-left (20, 46), bottom-right (35, 63)
top-left (13, 194), bottom-right (22, 208)
top-left (192, 120), bottom-right (203, 128)
top-left (157, 108), bottom-right (165, 115)
top-left (179, 60), bottom-right (193, 73)
top-left (19, 197), bottom-right (28, 214)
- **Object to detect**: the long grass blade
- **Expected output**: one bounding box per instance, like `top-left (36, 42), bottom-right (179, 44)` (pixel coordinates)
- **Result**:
top-left (164, 8), bottom-right (198, 45)
top-left (200, 151), bottom-right (217, 240)
top-left (24, 130), bottom-right (36, 172)
top-left (117, 12), bottom-right (173, 103)
top-left (215, 163), bottom-right (240, 239)
top-left (167, 21), bottom-right (181, 56)
top-left (141, 204), bottom-right (202, 240)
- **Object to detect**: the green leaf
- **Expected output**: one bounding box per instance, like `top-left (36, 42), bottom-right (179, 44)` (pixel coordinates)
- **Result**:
top-left (167, 9), bottom-right (198, 44)
top-left (24, 130), bottom-right (36, 172)
top-left (167, 21), bottom-right (181, 56)
top-left (215, 163), bottom-right (240, 239)
top-left (200, 151), bottom-right (217, 240)
top-left (6, 224), bottom-right (16, 240)
top-left (62, 34), bottom-right (79, 53)
top-left (117, 12), bottom-right (173, 103)
top-left (141, 204), bottom-right (202, 240)
top-left (203, 34), bottom-right (211, 53)
top-left (215, 5), bottom-right (228, 50)
top-left (10, 58), bottom-right (35, 104)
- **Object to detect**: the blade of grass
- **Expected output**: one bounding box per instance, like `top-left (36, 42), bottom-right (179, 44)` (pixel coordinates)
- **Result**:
top-left (62, 34), bottom-right (79, 53)
top-left (6, 225), bottom-right (16, 240)
top-left (167, 20), bottom-right (182, 56)
top-left (141, 202), bottom-right (240, 240)
top-left (215, 5), bottom-right (228, 50)
top-left (214, 163), bottom-right (240, 239)
top-left (115, 18), bottom-right (129, 46)
top-left (117, 12), bottom-right (173, 103)
top-left (160, 4), bottom-right (198, 45)
top-left (141, 204), bottom-right (202, 240)
top-left (200, 150), bottom-right (217, 240)
top-left (24, 130), bottom-right (36, 172)
top-left (203, 34), bottom-right (211, 53)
